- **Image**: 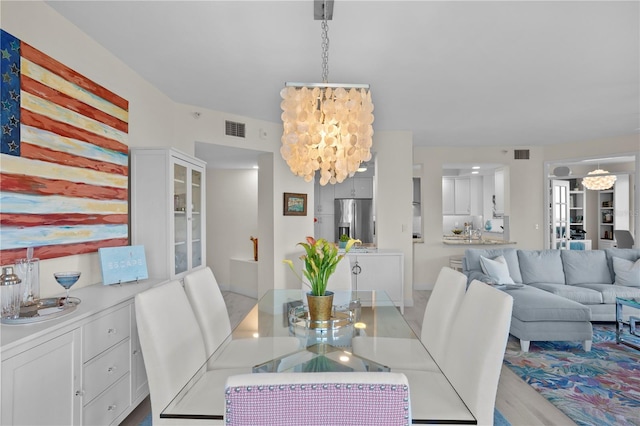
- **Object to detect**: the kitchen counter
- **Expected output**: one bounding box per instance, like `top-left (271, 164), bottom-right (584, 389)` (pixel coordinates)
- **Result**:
top-left (442, 236), bottom-right (516, 245)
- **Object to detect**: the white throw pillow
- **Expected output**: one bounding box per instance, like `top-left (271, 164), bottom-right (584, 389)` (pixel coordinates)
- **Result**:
top-left (613, 257), bottom-right (640, 287)
top-left (479, 255), bottom-right (515, 285)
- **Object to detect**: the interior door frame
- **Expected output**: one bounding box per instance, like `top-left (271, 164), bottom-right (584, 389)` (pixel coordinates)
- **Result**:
top-left (550, 179), bottom-right (571, 250)
top-left (543, 153), bottom-right (639, 249)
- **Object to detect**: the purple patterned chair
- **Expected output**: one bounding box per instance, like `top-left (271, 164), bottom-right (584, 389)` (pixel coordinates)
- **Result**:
top-left (224, 372), bottom-right (411, 426)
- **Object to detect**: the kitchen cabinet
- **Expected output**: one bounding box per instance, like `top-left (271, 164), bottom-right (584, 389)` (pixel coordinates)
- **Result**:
top-left (314, 179), bottom-right (335, 215)
top-left (346, 251), bottom-right (404, 313)
top-left (131, 148), bottom-right (206, 280)
top-left (314, 214), bottom-right (335, 243)
top-left (1, 281), bottom-right (158, 426)
top-left (334, 177), bottom-right (373, 199)
top-left (598, 174), bottom-right (629, 249)
top-left (442, 177), bottom-right (470, 215)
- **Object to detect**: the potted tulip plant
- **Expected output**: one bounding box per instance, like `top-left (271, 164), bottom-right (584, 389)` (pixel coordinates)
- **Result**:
top-left (284, 236), bottom-right (359, 323)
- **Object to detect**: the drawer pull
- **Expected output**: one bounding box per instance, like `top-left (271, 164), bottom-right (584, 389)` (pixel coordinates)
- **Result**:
top-left (75, 390), bottom-right (84, 397)
top-left (107, 404), bottom-right (117, 411)
top-left (107, 366), bottom-right (117, 373)
top-left (107, 328), bottom-right (117, 334)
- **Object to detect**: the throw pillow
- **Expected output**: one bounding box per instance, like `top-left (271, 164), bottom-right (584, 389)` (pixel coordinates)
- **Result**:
top-left (479, 255), bottom-right (515, 285)
top-left (613, 257), bottom-right (640, 287)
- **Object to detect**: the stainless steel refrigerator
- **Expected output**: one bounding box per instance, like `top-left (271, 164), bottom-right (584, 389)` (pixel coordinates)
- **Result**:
top-left (334, 199), bottom-right (374, 243)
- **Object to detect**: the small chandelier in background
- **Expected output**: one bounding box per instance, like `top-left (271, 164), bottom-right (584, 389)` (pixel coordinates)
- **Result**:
top-left (280, 0), bottom-right (374, 186)
top-left (582, 168), bottom-right (616, 190)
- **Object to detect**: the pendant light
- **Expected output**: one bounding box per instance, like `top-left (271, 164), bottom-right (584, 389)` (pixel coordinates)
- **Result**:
top-left (280, 0), bottom-right (374, 186)
top-left (582, 167), bottom-right (616, 190)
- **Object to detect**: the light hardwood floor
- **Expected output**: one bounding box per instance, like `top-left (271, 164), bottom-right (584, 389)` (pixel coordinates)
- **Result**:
top-left (121, 290), bottom-right (576, 425)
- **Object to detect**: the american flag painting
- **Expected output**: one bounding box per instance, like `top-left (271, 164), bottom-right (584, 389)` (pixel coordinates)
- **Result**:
top-left (1, 30), bottom-right (129, 264)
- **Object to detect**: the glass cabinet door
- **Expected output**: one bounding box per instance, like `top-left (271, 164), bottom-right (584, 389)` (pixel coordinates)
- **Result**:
top-left (174, 162), bottom-right (188, 276)
top-left (191, 168), bottom-right (203, 270)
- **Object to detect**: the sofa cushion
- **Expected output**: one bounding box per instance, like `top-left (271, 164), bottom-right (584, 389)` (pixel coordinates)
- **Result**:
top-left (509, 286), bottom-right (591, 322)
top-left (517, 250), bottom-right (565, 285)
top-left (561, 250), bottom-right (612, 285)
top-left (479, 255), bottom-right (515, 285)
top-left (612, 257), bottom-right (640, 287)
top-left (529, 282), bottom-right (603, 304)
top-left (604, 248), bottom-right (640, 280)
top-left (576, 284), bottom-right (640, 304)
top-left (463, 248), bottom-right (522, 283)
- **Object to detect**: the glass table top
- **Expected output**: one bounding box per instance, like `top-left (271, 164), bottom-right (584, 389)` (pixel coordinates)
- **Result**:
top-left (161, 289), bottom-right (476, 424)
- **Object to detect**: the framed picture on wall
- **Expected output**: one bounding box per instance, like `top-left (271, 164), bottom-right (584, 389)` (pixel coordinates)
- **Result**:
top-left (283, 193), bottom-right (307, 216)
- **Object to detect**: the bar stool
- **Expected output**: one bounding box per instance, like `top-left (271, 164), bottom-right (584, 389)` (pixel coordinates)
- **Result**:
top-left (449, 255), bottom-right (463, 272)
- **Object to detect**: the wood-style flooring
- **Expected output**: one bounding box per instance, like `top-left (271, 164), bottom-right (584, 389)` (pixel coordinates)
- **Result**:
top-left (121, 290), bottom-right (576, 425)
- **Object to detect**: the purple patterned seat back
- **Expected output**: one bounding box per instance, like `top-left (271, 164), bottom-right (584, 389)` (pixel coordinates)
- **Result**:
top-left (225, 372), bottom-right (411, 426)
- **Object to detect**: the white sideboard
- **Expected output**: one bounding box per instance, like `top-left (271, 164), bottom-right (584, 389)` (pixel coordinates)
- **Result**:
top-left (346, 251), bottom-right (404, 314)
top-left (1, 279), bottom-right (162, 425)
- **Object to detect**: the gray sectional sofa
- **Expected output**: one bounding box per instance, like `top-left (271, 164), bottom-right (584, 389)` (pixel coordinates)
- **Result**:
top-left (463, 248), bottom-right (640, 352)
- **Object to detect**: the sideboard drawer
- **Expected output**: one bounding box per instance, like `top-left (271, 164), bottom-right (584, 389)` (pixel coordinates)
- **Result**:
top-left (83, 338), bottom-right (130, 403)
top-left (83, 305), bottom-right (130, 360)
top-left (83, 374), bottom-right (130, 426)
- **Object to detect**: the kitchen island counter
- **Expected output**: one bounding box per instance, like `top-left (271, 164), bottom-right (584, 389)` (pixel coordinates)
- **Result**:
top-left (442, 237), bottom-right (516, 245)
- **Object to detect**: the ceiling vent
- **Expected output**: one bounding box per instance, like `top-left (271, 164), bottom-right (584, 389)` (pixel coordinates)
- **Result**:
top-left (514, 149), bottom-right (530, 160)
top-left (225, 120), bottom-right (246, 138)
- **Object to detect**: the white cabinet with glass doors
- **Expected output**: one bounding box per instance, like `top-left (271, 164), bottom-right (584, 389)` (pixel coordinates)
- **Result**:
top-left (131, 148), bottom-right (206, 280)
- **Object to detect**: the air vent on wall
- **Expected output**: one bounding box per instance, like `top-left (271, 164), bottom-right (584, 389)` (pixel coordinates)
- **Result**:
top-left (514, 149), bottom-right (530, 160)
top-left (225, 120), bottom-right (246, 138)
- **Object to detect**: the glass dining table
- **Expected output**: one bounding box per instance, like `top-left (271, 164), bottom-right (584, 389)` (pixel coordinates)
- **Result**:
top-left (161, 289), bottom-right (476, 424)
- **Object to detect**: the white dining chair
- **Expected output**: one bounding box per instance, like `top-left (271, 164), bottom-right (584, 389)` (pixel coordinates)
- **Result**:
top-left (224, 372), bottom-right (411, 426)
top-left (184, 267), bottom-right (302, 368)
top-left (420, 266), bottom-right (468, 364)
top-left (135, 280), bottom-right (246, 425)
top-left (439, 279), bottom-right (513, 426)
top-left (351, 266), bottom-right (467, 370)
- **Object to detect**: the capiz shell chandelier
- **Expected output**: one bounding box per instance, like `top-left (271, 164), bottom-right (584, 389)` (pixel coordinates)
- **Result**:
top-left (280, 0), bottom-right (374, 186)
top-left (280, 84), bottom-right (374, 185)
top-left (582, 169), bottom-right (617, 190)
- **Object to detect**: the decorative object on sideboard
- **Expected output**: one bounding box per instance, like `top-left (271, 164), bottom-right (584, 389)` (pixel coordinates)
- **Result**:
top-left (280, 0), bottom-right (373, 186)
top-left (0, 266), bottom-right (22, 320)
top-left (53, 271), bottom-right (81, 307)
top-left (14, 246), bottom-right (40, 306)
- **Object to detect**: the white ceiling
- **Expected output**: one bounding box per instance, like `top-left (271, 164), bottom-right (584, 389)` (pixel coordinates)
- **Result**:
top-left (46, 0), bottom-right (639, 153)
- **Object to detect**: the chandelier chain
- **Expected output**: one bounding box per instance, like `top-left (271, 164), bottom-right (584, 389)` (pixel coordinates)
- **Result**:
top-left (321, 19), bottom-right (329, 83)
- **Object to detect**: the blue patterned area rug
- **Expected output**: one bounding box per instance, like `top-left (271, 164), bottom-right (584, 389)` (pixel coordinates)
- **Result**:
top-left (504, 324), bottom-right (640, 426)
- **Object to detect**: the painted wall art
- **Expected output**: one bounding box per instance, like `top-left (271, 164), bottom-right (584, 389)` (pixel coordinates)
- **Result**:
top-left (0, 29), bottom-right (130, 264)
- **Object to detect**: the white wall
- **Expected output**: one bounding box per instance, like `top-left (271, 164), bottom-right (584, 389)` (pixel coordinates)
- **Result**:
top-left (5, 1), bottom-right (638, 297)
top-left (2, 1), bottom-right (179, 297)
top-left (207, 169), bottom-right (258, 289)
top-left (413, 145), bottom-right (543, 289)
top-left (374, 131), bottom-right (414, 307)
top-left (3, 1), bottom-right (314, 298)
top-left (414, 134), bottom-right (638, 289)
